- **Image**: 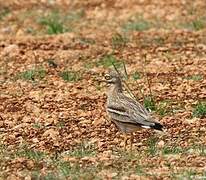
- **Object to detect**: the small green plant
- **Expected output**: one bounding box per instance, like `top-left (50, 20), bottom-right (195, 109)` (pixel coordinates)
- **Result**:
top-left (146, 137), bottom-right (158, 156)
top-left (0, 8), bottom-right (10, 20)
top-left (56, 161), bottom-right (97, 179)
top-left (57, 161), bottom-right (72, 177)
top-left (84, 62), bottom-right (95, 69)
top-left (37, 68), bottom-right (46, 79)
top-left (32, 171), bottom-right (59, 180)
top-left (19, 67), bottom-right (46, 81)
top-left (170, 169), bottom-right (198, 180)
top-left (196, 145), bottom-right (206, 156)
top-left (186, 74), bottom-right (203, 81)
top-left (132, 71), bottom-right (141, 80)
top-left (59, 70), bottom-right (81, 82)
top-left (193, 102), bottom-right (206, 118)
top-left (189, 145), bottom-right (206, 156)
top-left (188, 143), bottom-right (206, 156)
top-left (38, 11), bottom-right (66, 34)
top-left (181, 169), bottom-right (198, 180)
top-left (32, 123), bottom-right (42, 129)
top-left (135, 164), bottom-right (147, 176)
top-left (190, 19), bottom-right (205, 31)
top-left (21, 69), bottom-right (35, 81)
top-left (38, 10), bottom-right (84, 35)
top-left (156, 101), bottom-right (171, 116)
top-left (65, 142), bottom-right (96, 158)
top-left (144, 96), bottom-right (156, 111)
top-left (31, 171), bottom-right (41, 180)
top-left (182, 18), bottom-right (206, 31)
top-left (123, 17), bottom-right (151, 31)
top-left (17, 148), bottom-right (46, 161)
top-left (162, 146), bottom-right (184, 155)
top-left (112, 33), bottom-right (128, 49)
top-left (31, 162), bottom-right (79, 179)
top-left (44, 172), bottom-right (57, 180)
top-left (56, 121), bottom-right (65, 129)
top-left (97, 54), bottom-right (122, 68)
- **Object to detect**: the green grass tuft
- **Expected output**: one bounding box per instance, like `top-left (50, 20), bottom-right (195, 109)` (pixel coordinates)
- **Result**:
top-left (64, 141), bottom-right (96, 158)
top-left (146, 137), bottom-right (158, 156)
top-left (38, 11), bottom-right (67, 34)
top-left (144, 98), bottom-right (171, 116)
top-left (17, 148), bottom-right (46, 161)
top-left (135, 164), bottom-right (147, 176)
top-left (186, 74), bottom-right (203, 81)
top-left (97, 54), bottom-right (122, 68)
top-left (59, 70), bottom-right (81, 82)
top-left (123, 17), bottom-right (151, 31)
top-left (179, 169), bottom-right (198, 180)
top-left (189, 145), bottom-right (206, 156)
top-left (32, 123), bottom-right (42, 129)
top-left (196, 145), bottom-right (206, 156)
top-left (156, 101), bottom-right (172, 116)
top-left (38, 10), bottom-right (84, 35)
top-left (57, 161), bottom-right (72, 177)
top-left (191, 19), bottom-right (205, 30)
top-left (41, 160), bottom-right (99, 179)
top-left (132, 71), bottom-right (141, 80)
top-left (0, 8), bottom-right (10, 20)
top-left (84, 62), bottom-right (95, 69)
top-left (21, 69), bottom-right (36, 81)
top-left (144, 96), bottom-right (156, 112)
top-left (162, 146), bottom-right (184, 155)
top-left (182, 18), bottom-right (206, 31)
top-left (19, 67), bottom-right (46, 81)
top-left (193, 102), bottom-right (206, 118)
top-left (56, 121), bottom-right (65, 129)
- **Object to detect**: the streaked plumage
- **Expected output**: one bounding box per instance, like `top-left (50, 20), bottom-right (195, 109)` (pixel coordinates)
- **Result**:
top-left (105, 71), bottom-right (163, 149)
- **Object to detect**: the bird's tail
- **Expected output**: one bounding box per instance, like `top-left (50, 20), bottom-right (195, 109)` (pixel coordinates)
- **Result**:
top-left (141, 122), bottom-right (163, 131)
top-left (152, 122), bottom-right (163, 131)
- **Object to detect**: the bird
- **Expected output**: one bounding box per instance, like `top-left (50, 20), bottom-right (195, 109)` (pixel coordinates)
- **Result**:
top-left (105, 71), bottom-right (163, 150)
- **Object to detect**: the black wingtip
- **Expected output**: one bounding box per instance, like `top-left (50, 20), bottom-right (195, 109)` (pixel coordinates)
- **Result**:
top-left (153, 123), bottom-right (163, 131)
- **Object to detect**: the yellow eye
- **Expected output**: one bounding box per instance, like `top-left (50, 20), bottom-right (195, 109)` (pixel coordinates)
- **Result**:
top-left (105, 74), bottom-right (111, 80)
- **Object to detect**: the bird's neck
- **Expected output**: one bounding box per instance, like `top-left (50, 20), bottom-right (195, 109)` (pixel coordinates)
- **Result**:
top-left (110, 81), bottom-right (123, 93)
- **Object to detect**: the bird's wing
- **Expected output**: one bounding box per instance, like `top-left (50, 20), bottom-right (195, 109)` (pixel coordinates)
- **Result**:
top-left (120, 94), bottom-right (159, 125)
top-left (107, 103), bottom-right (139, 125)
top-left (107, 94), bottom-right (157, 127)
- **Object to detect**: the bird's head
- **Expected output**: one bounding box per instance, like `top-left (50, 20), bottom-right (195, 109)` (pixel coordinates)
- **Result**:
top-left (104, 71), bottom-right (121, 84)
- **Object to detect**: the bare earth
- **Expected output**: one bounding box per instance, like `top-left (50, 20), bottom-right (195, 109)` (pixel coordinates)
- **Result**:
top-left (0, 0), bottom-right (206, 179)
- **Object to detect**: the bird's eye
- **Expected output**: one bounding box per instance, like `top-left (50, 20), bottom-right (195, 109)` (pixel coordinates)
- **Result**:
top-left (105, 74), bottom-right (111, 80)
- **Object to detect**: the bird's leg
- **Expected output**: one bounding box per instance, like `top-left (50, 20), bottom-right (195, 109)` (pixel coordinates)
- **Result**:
top-left (130, 133), bottom-right (133, 151)
top-left (123, 133), bottom-right (127, 150)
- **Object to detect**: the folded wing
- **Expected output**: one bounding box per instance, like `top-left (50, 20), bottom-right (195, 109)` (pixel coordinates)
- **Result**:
top-left (107, 94), bottom-right (163, 131)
